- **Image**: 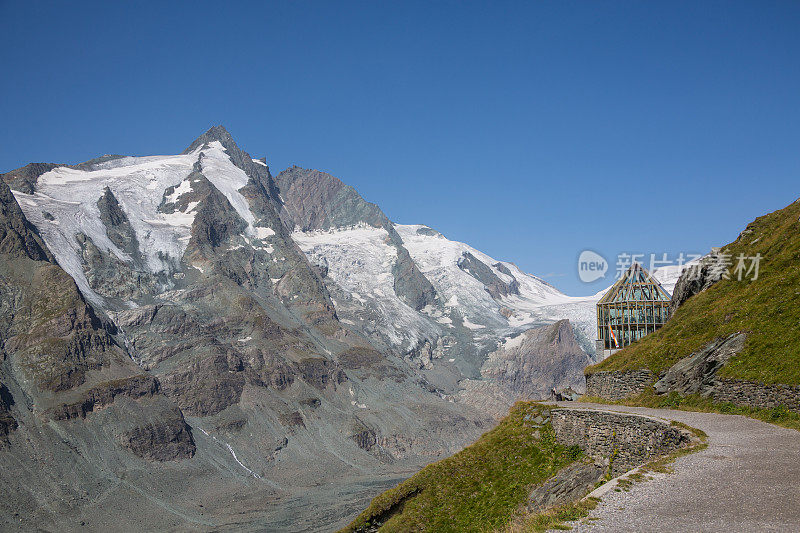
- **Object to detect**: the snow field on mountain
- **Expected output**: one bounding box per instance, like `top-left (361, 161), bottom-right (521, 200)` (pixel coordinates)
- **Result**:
top-left (12, 141), bottom-right (270, 307)
top-left (291, 224), bottom-right (436, 350)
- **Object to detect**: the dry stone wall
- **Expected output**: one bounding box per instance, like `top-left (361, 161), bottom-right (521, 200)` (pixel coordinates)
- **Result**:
top-left (584, 370), bottom-right (654, 400)
top-left (551, 408), bottom-right (689, 475)
top-left (711, 379), bottom-right (800, 412)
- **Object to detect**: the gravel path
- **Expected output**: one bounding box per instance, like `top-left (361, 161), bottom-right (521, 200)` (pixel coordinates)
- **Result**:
top-left (553, 402), bottom-right (800, 533)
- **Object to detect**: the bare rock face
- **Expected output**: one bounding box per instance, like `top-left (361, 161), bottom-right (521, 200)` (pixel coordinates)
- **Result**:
top-left (481, 320), bottom-right (591, 398)
top-left (527, 461), bottom-right (605, 511)
top-left (157, 350), bottom-right (246, 416)
top-left (5, 263), bottom-right (115, 392)
top-left (186, 178), bottom-right (248, 255)
top-left (390, 244), bottom-right (437, 310)
top-left (75, 232), bottom-right (159, 302)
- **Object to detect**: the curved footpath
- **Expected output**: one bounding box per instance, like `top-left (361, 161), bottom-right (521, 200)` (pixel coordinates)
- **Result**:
top-left (551, 402), bottom-right (800, 532)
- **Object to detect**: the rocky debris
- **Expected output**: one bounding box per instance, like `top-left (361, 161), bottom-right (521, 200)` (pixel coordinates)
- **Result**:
top-left (552, 387), bottom-right (580, 401)
top-left (49, 375), bottom-right (160, 420)
top-left (481, 320), bottom-right (590, 398)
top-left (654, 332), bottom-right (747, 395)
top-left (403, 338), bottom-right (445, 371)
top-left (279, 411), bottom-right (305, 428)
top-left (522, 408), bottom-right (551, 439)
top-left (0, 180), bottom-right (53, 262)
top-left (527, 461), bottom-right (605, 511)
top-left (669, 253), bottom-right (728, 313)
top-left (457, 251), bottom-right (519, 299)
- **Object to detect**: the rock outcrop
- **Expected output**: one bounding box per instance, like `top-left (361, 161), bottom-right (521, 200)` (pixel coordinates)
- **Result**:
top-left (481, 320), bottom-right (591, 398)
top-left (654, 332), bottom-right (747, 395)
top-left (526, 461), bottom-right (605, 511)
top-left (669, 253), bottom-right (727, 312)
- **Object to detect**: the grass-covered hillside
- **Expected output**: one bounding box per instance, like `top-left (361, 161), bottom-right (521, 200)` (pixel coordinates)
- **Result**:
top-left (341, 402), bottom-right (583, 533)
top-left (589, 198), bottom-right (800, 386)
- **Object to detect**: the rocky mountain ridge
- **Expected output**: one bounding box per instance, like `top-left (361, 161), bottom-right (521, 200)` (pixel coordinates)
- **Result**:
top-left (0, 126), bottom-right (675, 530)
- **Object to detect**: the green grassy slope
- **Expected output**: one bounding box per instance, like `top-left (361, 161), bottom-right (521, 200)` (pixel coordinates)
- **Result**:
top-left (341, 402), bottom-right (582, 533)
top-left (588, 198), bottom-right (800, 386)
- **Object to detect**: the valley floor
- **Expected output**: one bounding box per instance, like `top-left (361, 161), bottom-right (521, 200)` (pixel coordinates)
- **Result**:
top-left (551, 402), bottom-right (800, 532)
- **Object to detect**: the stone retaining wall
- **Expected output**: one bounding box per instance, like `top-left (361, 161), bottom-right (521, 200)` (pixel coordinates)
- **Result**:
top-left (711, 379), bottom-right (800, 412)
top-left (586, 370), bottom-right (800, 413)
top-left (584, 370), bottom-right (654, 400)
top-left (551, 409), bottom-right (689, 475)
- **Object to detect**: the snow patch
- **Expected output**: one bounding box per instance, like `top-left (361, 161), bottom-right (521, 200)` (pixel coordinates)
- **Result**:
top-left (253, 226), bottom-right (275, 239)
top-left (462, 317), bottom-right (485, 330)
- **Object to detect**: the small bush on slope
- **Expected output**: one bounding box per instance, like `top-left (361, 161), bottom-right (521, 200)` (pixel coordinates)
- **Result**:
top-left (588, 198), bottom-right (800, 386)
top-left (341, 402), bottom-right (582, 533)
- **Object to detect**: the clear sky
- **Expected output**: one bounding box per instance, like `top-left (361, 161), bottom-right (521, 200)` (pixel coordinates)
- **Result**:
top-left (1, 1), bottom-right (798, 295)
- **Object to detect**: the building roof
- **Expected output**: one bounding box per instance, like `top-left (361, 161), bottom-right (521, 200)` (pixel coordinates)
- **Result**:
top-left (597, 262), bottom-right (671, 305)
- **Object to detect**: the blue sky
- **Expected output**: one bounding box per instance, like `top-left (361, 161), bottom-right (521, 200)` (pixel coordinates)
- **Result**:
top-left (1, 1), bottom-right (798, 295)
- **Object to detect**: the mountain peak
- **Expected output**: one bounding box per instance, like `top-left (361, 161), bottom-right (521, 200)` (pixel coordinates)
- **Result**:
top-left (182, 126), bottom-right (267, 177)
top-left (183, 125), bottom-right (236, 155)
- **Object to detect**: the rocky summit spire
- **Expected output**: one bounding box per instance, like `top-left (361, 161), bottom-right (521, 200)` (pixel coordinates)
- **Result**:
top-left (183, 125), bottom-right (238, 155)
top-left (182, 125), bottom-right (270, 182)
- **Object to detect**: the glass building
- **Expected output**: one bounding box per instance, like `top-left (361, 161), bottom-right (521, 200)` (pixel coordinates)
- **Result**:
top-left (595, 263), bottom-right (671, 357)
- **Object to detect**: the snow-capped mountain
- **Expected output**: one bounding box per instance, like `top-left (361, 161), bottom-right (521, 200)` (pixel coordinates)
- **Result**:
top-left (0, 126), bottom-right (687, 530)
